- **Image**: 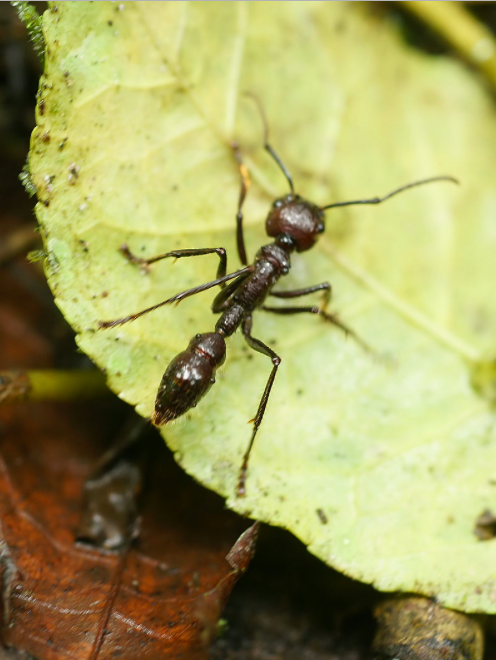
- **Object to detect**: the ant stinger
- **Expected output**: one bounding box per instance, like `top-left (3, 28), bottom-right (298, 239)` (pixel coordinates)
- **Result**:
top-left (100, 100), bottom-right (458, 496)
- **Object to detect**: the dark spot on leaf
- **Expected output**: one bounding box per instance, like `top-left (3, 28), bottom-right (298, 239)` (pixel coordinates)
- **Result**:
top-left (68, 162), bottom-right (80, 184)
top-left (474, 509), bottom-right (496, 540)
top-left (470, 357), bottom-right (496, 403)
top-left (316, 508), bottom-right (327, 524)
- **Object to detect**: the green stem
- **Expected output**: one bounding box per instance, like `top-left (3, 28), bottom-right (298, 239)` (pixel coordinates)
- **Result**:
top-left (401, 1), bottom-right (496, 91)
top-left (0, 369), bottom-right (109, 404)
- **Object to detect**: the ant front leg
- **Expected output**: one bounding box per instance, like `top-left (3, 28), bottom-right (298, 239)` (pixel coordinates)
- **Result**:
top-left (120, 245), bottom-right (228, 282)
top-left (238, 315), bottom-right (281, 497)
top-left (232, 143), bottom-right (251, 266)
top-left (271, 281), bottom-right (331, 309)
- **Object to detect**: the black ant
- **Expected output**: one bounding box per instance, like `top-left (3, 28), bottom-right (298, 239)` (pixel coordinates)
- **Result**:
top-left (100, 101), bottom-right (457, 496)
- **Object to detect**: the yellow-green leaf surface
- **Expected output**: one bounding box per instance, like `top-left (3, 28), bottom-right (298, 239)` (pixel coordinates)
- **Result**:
top-left (30, 2), bottom-right (496, 612)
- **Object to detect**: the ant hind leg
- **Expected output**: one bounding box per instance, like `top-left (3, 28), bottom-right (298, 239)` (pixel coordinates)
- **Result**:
top-left (99, 265), bottom-right (253, 329)
top-left (237, 315), bottom-right (281, 497)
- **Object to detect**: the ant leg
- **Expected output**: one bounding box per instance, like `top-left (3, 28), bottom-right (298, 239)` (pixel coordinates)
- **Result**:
top-left (238, 315), bottom-right (281, 497)
top-left (212, 270), bottom-right (252, 313)
top-left (261, 304), bottom-right (372, 354)
top-left (120, 245), bottom-right (227, 281)
top-left (232, 143), bottom-right (250, 265)
top-left (99, 265), bottom-right (253, 329)
top-left (271, 282), bottom-right (331, 309)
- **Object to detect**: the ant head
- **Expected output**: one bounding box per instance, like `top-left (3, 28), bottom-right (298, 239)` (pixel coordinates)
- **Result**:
top-left (266, 194), bottom-right (325, 253)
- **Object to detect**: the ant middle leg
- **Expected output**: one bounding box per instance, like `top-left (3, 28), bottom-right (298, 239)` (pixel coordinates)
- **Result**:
top-left (261, 304), bottom-right (372, 354)
top-left (120, 245), bottom-right (228, 282)
top-left (238, 314), bottom-right (281, 497)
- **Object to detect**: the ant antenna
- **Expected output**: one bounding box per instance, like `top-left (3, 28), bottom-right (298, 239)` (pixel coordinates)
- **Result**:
top-left (320, 175), bottom-right (459, 211)
top-left (246, 92), bottom-right (295, 195)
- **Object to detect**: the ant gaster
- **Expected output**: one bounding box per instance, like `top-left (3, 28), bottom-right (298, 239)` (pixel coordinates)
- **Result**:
top-left (100, 100), bottom-right (457, 496)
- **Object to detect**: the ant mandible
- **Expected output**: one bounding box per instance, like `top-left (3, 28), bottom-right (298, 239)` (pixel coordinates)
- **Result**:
top-left (100, 100), bottom-right (457, 496)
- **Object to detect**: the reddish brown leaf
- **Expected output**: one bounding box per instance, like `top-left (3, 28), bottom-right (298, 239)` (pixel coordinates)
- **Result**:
top-left (0, 400), bottom-right (255, 660)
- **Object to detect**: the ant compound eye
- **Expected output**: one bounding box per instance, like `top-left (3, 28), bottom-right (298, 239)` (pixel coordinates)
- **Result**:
top-left (317, 223), bottom-right (325, 233)
top-left (282, 266), bottom-right (289, 275)
top-left (285, 194), bottom-right (294, 203)
top-left (196, 333), bottom-right (201, 339)
top-left (273, 198), bottom-right (284, 209)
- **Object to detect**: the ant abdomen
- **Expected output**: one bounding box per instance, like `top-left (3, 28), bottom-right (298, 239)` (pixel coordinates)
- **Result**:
top-left (154, 332), bottom-right (226, 425)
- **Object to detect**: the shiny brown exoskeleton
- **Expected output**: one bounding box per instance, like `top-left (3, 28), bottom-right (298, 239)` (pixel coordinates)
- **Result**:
top-left (100, 101), bottom-right (457, 496)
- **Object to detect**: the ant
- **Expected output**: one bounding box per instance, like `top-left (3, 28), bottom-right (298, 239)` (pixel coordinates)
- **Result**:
top-left (100, 100), bottom-right (457, 496)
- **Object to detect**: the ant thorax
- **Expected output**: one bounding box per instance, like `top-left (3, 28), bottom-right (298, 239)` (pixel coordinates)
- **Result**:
top-left (255, 243), bottom-right (291, 275)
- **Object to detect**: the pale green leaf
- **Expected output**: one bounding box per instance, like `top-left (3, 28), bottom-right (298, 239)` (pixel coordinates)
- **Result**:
top-left (30, 1), bottom-right (496, 612)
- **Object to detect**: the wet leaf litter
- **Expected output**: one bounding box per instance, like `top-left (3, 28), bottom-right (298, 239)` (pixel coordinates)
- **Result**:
top-left (29, 2), bottom-right (496, 613)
